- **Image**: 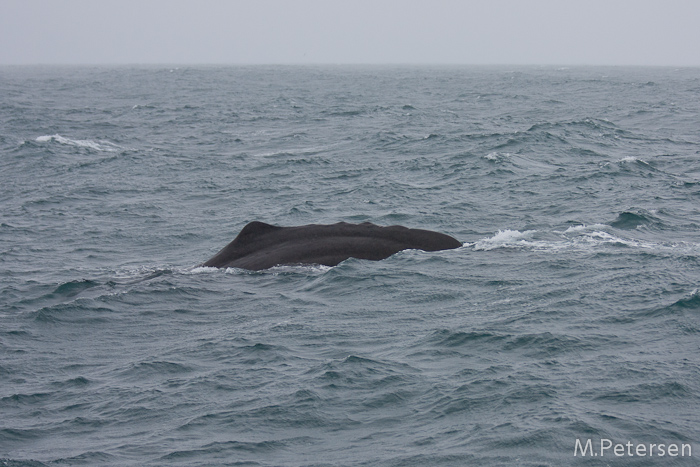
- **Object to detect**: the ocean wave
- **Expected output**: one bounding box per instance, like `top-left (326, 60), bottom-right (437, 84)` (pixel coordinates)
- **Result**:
top-left (482, 152), bottom-right (513, 163)
top-left (30, 303), bottom-right (114, 324)
top-left (562, 224), bottom-right (691, 252)
top-left (186, 266), bottom-right (219, 274)
top-left (4, 65), bottom-right (700, 467)
top-left (473, 225), bottom-right (700, 255)
top-left (616, 155), bottom-right (647, 164)
top-left (118, 360), bottom-right (194, 379)
top-left (593, 381), bottom-right (692, 403)
top-left (599, 155), bottom-right (654, 169)
top-left (609, 210), bottom-right (664, 230)
top-left (35, 134), bottom-right (123, 152)
top-left (472, 229), bottom-right (539, 251)
top-left (423, 329), bottom-right (598, 357)
top-left (667, 288), bottom-right (700, 311)
top-left (561, 224), bottom-right (609, 233)
top-left (160, 439), bottom-right (295, 460)
top-left (0, 458), bottom-right (50, 466)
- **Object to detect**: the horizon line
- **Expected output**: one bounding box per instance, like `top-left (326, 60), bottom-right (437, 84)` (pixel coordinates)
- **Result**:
top-left (1, 62), bottom-right (699, 69)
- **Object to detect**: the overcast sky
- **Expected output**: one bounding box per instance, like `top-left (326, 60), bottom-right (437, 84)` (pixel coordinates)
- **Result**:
top-left (2, 0), bottom-right (699, 66)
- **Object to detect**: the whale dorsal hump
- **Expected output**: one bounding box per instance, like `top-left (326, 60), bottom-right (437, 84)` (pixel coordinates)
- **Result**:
top-left (234, 221), bottom-right (280, 244)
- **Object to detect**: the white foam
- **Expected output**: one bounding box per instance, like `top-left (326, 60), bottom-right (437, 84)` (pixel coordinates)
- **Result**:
top-left (577, 230), bottom-right (632, 244)
top-left (471, 226), bottom-right (700, 255)
top-left (220, 263), bottom-right (333, 274)
top-left (267, 264), bottom-right (333, 274)
top-left (184, 266), bottom-right (219, 275)
top-left (483, 152), bottom-right (512, 162)
top-left (562, 224), bottom-right (608, 234)
top-left (473, 229), bottom-right (537, 251)
top-left (561, 225), bottom-right (653, 249)
top-left (36, 134), bottom-right (121, 152)
top-left (615, 156), bottom-right (650, 166)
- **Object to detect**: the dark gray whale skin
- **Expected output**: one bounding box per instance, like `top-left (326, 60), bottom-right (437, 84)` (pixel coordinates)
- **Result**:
top-left (201, 221), bottom-right (462, 270)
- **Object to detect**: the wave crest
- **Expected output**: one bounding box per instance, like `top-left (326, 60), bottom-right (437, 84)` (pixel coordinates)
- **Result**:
top-left (473, 229), bottom-right (538, 251)
top-left (35, 134), bottom-right (122, 152)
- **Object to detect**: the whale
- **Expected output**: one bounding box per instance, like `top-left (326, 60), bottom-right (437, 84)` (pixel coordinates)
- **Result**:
top-left (201, 221), bottom-right (462, 270)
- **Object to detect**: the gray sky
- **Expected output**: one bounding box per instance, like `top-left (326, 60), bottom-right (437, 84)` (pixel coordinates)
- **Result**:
top-left (2, 0), bottom-right (699, 66)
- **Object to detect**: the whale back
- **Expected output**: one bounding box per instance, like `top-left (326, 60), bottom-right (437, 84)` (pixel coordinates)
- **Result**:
top-left (202, 221), bottom-right (461, 270)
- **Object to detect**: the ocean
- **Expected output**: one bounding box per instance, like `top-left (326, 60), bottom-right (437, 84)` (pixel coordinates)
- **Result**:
top-left (1, 65), bottom-right (699, 466)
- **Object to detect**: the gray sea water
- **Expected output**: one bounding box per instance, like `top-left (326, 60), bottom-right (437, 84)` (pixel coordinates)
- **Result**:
top-left (1, 65), bottom-right (700, 466)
